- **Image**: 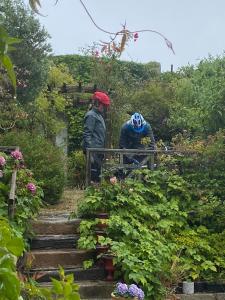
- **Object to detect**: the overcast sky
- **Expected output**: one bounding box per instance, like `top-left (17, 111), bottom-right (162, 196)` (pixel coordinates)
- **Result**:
top-left (31, 0), bottom-right (225, 72)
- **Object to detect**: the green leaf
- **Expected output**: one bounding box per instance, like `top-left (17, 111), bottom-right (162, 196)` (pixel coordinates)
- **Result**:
top-left (0, 54), bottom-right (16, 89)
top-left (6, 237), bottom-right (24, 257)
top-left (51, 278), bottom-right (63, 294)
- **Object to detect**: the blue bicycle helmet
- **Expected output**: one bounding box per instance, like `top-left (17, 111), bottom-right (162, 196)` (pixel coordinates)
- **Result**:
top-left (130, 113), bottom-right (146, 133)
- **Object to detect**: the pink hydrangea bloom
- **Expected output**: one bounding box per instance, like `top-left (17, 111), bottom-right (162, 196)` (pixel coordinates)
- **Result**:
top-left (27, 183), bottom-right (37, 194)
top-left (11, 150), bottom-right (23, 160)
top-left (0, 156), bottom-right (6, 167)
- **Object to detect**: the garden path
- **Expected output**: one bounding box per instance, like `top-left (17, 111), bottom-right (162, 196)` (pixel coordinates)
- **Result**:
top-left (24, 188), bottom-right (114, 299)
top-left (40, 188), bottom-right (84, 216)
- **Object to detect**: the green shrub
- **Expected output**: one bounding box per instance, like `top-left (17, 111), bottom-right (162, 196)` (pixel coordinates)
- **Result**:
top-left (0, 131), bottom-right (65, 204)
top-left (67, 150), bottom-right (86, 188)
top-left (0, 217), bottom-right (24, 300)
top-left (78, 167), bottom-right (225, 299)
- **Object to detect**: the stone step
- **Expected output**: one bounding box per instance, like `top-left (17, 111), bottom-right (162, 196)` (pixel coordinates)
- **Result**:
top-left (27, 266), bottom-right (105, 282)
top-left (25, 249), bottom-right (95, 269)
top-left (39, 280), bottom-right (115, 299)
top-left (31, 217), bottom-right (81, 235)
top-left (30, 234), bottom-right (79, 249)
top-left (177, 294), bottom-right (225, 300)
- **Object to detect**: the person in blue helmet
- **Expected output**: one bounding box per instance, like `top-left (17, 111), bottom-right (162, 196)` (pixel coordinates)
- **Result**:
top-left (119, 113), bottom-right (156, 164)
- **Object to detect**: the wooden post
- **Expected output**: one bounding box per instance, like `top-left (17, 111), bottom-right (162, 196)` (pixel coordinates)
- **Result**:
top-left (8, 169), bottom-right (17, 219)
top-left (150, 153), bottom-right (155, 170)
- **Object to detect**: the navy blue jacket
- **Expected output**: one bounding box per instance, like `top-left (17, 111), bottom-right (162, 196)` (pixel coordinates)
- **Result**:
top-left (119, 121), bottom-right (155, 149)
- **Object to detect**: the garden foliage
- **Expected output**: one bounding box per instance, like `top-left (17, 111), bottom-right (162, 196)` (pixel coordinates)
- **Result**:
top-left (77, 143), bottom-right (225, 299)
top-left (0, 0), bottom-right (51, 103)
top-left (0, 132), bottom-right (65, 204)
top-left (0, 217), bottom-right (24, 300)
top-left (0, 149), bottom-right (43, 232)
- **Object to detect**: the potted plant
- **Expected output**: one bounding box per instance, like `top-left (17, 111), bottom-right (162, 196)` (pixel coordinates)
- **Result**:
top-left (111, 282), bottom-right (144, 300)
top-left (182, 279), bottom-right (194, 294)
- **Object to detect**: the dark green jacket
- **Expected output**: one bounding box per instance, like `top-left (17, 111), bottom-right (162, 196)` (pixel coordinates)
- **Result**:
top-left (83, 108), bottom-right (106, 150)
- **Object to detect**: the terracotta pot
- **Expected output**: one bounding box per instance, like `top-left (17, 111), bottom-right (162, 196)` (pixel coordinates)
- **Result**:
top-left (111, 292), bottom-right (138, 300)
top-left (95, 212), bottom-right (109, 219)
top-left (96, 220), bottom-right (108, 230)
top-left (103, 255), bottom-right (115, 281)
top-left (96, 245), bottom-right (109, 255)
top-left (95, 229), bottom-right (107, 237)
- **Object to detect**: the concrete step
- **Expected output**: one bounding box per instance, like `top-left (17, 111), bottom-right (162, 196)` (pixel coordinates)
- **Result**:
top-left (39, 280), bottom-right (115, 299)
top-left (27, 266), bottom-right (105, 282)
top-left (30, 234), bottom-right (79, 249)
top-left (31, 217), bottom-right (81, 235)
top-left (25, 248), bottom-right (95, 269)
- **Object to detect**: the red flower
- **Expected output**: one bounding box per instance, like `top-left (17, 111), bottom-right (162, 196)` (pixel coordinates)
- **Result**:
top-left (133, 32), bottom-right (139, 41)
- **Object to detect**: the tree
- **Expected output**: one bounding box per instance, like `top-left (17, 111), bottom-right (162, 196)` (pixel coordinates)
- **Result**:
top-left (168, 56), bottom-right (225, 136)
top-left (0, 0), bottom-right (51, 103)
top-left (129, 81), bottom-right (175, 141)
top-left (0, 25), bottom-right (20, 90)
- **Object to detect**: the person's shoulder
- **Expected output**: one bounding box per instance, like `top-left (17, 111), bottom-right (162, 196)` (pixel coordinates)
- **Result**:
top-left (85, 109), bottom-right (97, 118)
top-left (121, 121), bottom-right (131, 130)
top-left (144, 121), bottom-right (151, 131)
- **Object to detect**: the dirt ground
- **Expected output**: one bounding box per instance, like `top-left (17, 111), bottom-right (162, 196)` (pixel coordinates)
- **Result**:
top-left (40, 188), bottom-right (85, 215)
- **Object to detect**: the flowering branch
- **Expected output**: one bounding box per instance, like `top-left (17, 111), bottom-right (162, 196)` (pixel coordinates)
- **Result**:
top-left (29, 0), bottom-right (175, 55)
top-left (79, 0), bottom-right (175, 56)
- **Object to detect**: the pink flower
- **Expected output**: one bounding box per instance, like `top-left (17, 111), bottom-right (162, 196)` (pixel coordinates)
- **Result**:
top-left (110, 176), bottom-right (117, 185)
top-left (27, 183), bottom-right (37, 194)
top-left (11, 150), bottom-right (23, 160)
top-left (0, 156), bottom-right (6, 167)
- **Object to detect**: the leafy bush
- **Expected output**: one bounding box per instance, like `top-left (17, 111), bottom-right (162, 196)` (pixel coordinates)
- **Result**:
top-left (23, 266), bottom-right (80, 300)
top-left (0, 131), bottom-right (66, 204)
top-left (0, 217), bottom-right (24, 300)
top-left (0, 149), bottom-right (43, 232)
top-left (77, 168), bottom-right (225, 299)
top-left (67, 150), bottom-right (86, 188)
top-left (171, 130), bottom-right (225, 232)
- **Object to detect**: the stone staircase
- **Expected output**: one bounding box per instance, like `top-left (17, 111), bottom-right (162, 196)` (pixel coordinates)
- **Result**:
top-left (25, 213), bottom-right (113, 299)
top-left (24, 213), bottom-right (225, 300)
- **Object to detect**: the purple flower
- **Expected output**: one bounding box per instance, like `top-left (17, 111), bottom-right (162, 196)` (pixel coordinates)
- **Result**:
top-left (11, 150), bottom-right (23, 160)
top-left (116, 282), bottom-right (128, 295)
top-left (128, 284), bottom-right (140, 298)
top-left (137, 288), bottom-right (145, 300)
top-left (0, 156), bottom-right (6, 167)
top-left (27, 183), bottom-right (37, 194)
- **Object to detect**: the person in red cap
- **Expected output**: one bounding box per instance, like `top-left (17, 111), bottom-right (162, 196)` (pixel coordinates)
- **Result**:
top-left (83, 91), bottom-right (111, 183)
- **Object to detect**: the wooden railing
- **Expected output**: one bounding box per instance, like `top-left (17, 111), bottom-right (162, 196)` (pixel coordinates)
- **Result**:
top-left (85, 148), bottom-right (195, 186)
top-left (0, 146), bottom-right (19, 219)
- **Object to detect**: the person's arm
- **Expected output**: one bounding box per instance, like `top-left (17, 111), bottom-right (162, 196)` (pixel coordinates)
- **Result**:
top-left (83, 114), bottom-right (96, 151)
top-left (119, 126), bottom-right (128, 149)
top-left (119, 125), bottom-right (138, 164)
